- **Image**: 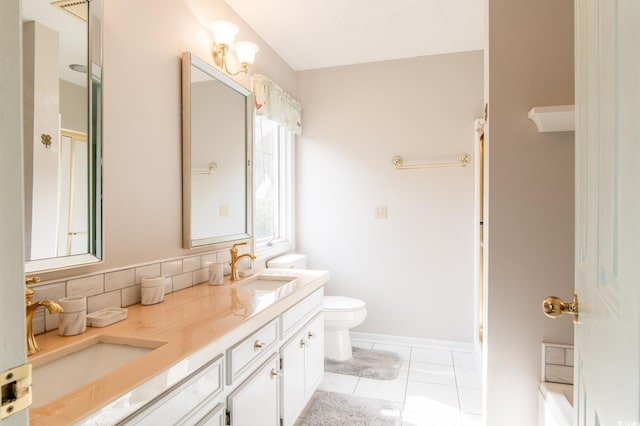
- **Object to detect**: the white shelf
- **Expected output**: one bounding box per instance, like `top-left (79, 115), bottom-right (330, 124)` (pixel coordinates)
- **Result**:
top-left (528, 105), bottom-right (575, 133)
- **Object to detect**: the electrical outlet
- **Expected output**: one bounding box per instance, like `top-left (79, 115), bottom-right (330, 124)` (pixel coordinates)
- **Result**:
top-left (374, 205), bottom-right (388, 219)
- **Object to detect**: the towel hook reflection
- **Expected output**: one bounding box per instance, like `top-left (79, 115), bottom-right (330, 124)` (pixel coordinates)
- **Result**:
top-left (193, 162), bottom-right (217, 175)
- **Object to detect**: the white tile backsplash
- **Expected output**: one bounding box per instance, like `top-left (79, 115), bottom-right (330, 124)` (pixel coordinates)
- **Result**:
top-left (565, 349), bottom-right (574, 366)
top-left (135, 264), bottom-right (161, 284)
top-left (88, 291), bottom-right (122, 314)
top-left (183, 256), bottom-right (201, 273)
top-left (193, 268), bottom-right (209, 285)
top-left (201, 253), bottom-right (216, 267)
top-left (28, 246), bottom-right (250, 335)
top-left (161, 259), bottom-right (183, 277)
top-left (32, 282), bottom-right (66, 301)
top-left (542, 343), bottom-right (574, 384)
top-left (67, 275), bottom-right (104, 297)
top-left (545, 364), bottom-right (574, 384)
top-left (105, 268), bottom-right (135, 291)
top-left (545, 346), bottom-right (566, 365)
top-left (122, 285), bottom-right (142, 307)
top-left (173, 272), bottom-right (193, 291)
top-left (217, 250), bottom-right (231, 263)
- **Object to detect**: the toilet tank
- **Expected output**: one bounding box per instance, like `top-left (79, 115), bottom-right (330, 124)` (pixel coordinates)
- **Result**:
top-left (267, 254), bottom-right (308, 269)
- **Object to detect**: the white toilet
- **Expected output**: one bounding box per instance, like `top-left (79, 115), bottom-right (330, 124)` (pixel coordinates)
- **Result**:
top-left (322, 296), bottom-right (367, 361)
top-left (267, 254), bottom-right (367, 362)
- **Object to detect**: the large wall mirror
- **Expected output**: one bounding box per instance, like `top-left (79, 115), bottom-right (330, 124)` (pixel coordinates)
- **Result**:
top-left (22, 0), bottom-right (103, 273)
top-left (182, 52), bottom-right (253, 248)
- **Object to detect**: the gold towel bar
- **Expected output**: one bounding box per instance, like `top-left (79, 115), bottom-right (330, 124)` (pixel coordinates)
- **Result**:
top-left (192, 162), bottom-right (217, 175)
top-left (392, 153), bottom-right (471, 170)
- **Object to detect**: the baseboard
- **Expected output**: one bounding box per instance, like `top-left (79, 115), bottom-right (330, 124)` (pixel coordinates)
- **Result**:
top-left (351, 332), bottom-right (474, 352)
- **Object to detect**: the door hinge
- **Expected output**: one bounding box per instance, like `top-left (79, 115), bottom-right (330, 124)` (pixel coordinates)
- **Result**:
top-left (226, 410), bottom-right (231, 426)
top-left (1, 364), bottom-right (32, 419)
top-left (280, 357), bottom-right (284, 370)
top-left (280, 418), bottom-right (284, 426)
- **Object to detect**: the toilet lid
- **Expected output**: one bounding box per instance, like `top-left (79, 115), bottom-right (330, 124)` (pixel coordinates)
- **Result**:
top-left (323, 296), bottom-right (366, 311)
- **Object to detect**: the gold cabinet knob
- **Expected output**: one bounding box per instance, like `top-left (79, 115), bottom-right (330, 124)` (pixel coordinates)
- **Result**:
top-left (270, 368), bottom-right (278, 379)
top-left (542, 294), bottom-right (579, 323)
top-left (307, 331), bottom-right (316, 340)
top-left (299, 339), bottom-right (306, 348)
top-left (254, 340), bottom-right (263, 352)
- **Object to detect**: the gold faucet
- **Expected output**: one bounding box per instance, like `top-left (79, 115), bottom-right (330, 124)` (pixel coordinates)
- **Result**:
top-left (25, 277), bottom-right (63, 355)
top-left (230, 242), bottom-right (256, 281)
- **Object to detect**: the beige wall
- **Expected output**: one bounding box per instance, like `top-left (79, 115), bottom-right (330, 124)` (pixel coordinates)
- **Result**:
top-left (39, 0), bottom-right (295, 281)
top-left (484, 0), bottom-right (575, 423)
top-left (296, 51), bottom-right (484, 341)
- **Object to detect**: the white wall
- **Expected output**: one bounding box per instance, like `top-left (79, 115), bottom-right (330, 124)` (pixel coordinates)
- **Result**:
top-left (484, 0), bottom-right (575, 423)
top-left (39, 0), bottom-right (295, 282)
top-left (296, 51), bottom-right (484, 342)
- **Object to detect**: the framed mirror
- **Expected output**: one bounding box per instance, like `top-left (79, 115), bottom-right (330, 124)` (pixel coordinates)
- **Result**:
top-left (22, 0), bottom-right (103, 273)
top-left (181, 52), bottom-right (253, 248)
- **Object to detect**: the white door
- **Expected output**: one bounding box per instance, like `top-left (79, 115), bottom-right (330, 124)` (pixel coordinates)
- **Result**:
top-left (574, 0), bottom-right (640, 425)
top-left (0, 0), bottom-right (30, 424)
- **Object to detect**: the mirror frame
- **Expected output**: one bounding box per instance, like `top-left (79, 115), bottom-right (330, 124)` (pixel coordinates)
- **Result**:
top-left (24, 0), bottom-right (103, 273)
top-left (181, 52), bottom-right (253, 249)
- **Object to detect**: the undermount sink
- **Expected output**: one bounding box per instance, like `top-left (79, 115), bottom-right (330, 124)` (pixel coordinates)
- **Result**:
top-left (234, 274), bottom-right (298, 292)
top-left (31, 335), bottom-right (166, 407)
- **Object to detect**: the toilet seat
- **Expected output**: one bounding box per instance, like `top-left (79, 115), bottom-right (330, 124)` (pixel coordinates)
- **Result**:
top-left (323, 296), bottom-right (366, 312)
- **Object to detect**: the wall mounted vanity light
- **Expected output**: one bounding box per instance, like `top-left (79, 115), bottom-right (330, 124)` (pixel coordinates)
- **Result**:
top-left (210, 20), bottom-right (259, 76)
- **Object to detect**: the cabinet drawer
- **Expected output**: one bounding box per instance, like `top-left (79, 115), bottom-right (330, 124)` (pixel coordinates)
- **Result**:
top-left (120, 354), bottom-right (224, 425)
top-left (227, 319), bottom-right (279, 385)
top-left (281, 288), bottom-right (323, 337)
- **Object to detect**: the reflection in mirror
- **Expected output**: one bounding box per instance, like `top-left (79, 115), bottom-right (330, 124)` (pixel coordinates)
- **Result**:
top-left (182, 52), bottom-right (252, 248)
top-left (22, 0), bottom-right (103, 272)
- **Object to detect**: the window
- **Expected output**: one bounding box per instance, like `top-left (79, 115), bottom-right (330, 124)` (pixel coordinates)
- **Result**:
top-left (254, 115), bottom-right (294, 255)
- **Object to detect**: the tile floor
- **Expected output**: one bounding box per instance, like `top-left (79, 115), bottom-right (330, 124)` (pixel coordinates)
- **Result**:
top-left (303, 338), bottom-right (482, 426)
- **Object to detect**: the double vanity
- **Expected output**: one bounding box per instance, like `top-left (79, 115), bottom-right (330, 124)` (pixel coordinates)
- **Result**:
top-left (28, 269), bottom-right (329, 425)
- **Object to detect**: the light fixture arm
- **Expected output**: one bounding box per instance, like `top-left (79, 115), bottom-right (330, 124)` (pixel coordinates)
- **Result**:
top-left (211, 42), bottom-right (250, 76)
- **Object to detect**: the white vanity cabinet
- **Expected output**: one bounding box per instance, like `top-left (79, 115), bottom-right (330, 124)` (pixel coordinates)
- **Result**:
top-left (280, 312), bottom-right (324, 426)
top-left (120, 354), bottom-right (224, 425)
top-left (227, 354), bottom-right (280, 426)
top-left (115, 287), bottom-right (325, 426)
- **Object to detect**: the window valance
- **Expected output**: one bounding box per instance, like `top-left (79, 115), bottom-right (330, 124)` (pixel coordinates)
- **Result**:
top-left (252, 74), bottom-right (302, 135)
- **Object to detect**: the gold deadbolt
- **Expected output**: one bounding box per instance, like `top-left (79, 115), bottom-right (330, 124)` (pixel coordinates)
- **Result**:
top-left (542, 294), bottom-right (579, 323)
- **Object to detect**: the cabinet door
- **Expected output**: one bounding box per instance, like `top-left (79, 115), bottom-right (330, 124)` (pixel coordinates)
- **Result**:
top-left (280, 329), bottom-right (306, 426)
top-left (304, 313), bottom-right (325, 396)
top-left (196, 402), bottom-right (225, 426)
top-left (227, 354), bottom-right (279, 426)
top-left (121, 355), bottom-right (223, 425)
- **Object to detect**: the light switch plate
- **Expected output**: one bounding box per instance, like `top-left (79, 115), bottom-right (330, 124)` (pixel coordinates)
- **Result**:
top-left (374, 205), bottom-right (388, 219)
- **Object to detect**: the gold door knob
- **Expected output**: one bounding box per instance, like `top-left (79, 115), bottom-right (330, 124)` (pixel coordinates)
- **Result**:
top-left (542, 294), bottom-right (579, 323)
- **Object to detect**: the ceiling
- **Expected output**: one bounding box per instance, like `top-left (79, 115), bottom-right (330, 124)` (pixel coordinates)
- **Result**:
top-left (224, 0), bottom-right (485, 71)
top-left (22, 0), bottom-right (87, 87)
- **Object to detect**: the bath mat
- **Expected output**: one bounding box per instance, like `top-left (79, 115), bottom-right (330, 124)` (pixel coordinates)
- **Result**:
top-left (298, 391), bottom-right (401, 426)
top-left (325, 347), bottom-right (402, 380)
